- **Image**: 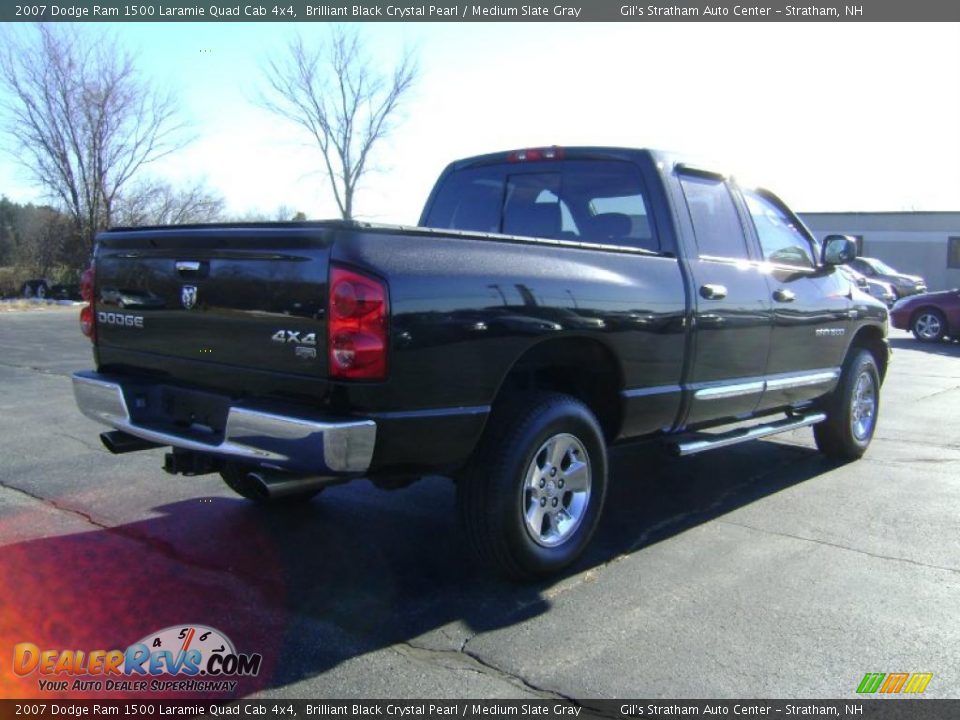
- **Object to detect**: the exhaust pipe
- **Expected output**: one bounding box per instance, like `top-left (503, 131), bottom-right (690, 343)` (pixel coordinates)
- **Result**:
top-left (245, 469), bottom-right (347, 500)
top-left (101, 430), bottom-right (161, 455)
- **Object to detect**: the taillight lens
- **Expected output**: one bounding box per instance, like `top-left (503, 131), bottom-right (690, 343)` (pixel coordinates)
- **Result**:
top-left (79, 264), bottom-right (95, 341)
top-left (328, 265), bottom-right (388, 380)
top-left (80, 304), bottom-right (95, 340)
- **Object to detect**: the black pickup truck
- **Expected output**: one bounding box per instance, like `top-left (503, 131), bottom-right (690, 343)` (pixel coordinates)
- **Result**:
top-left (73, 147), bottom-right (889, 579)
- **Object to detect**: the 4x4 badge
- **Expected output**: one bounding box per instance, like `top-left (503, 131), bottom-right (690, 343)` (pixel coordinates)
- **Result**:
top-left (181, 285), bottom-right (198, 310)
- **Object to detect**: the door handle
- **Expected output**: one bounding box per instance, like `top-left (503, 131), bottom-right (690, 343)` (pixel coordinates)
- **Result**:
top-left (699, 284), bottom-right (727, 300)
top-left (773, 288), bottom-right (796, 303)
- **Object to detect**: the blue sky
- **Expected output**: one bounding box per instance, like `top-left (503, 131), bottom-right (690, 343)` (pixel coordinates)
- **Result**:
top-left (1, 22), bottom-right (958, 222)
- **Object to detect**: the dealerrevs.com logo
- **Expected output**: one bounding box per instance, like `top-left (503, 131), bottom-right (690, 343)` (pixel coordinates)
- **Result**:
top-left (14, 625), bottom-right (262, 693)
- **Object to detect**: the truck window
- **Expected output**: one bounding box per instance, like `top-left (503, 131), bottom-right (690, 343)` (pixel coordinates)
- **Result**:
top-left (562, 163), bottom-right (657, 252)
top-left (425, 166), bottom-right (504, 233)
top-left (679, 174), bottom-right (750, 260)
top-left (502, 173), bottom-right (563, 238)
top-left (425, 160), bottom-right (658, 252)
top-left (741, 189), bottom-right (815, 269)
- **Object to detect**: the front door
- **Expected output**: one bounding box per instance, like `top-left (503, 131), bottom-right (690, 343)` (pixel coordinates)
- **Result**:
top-left (737, 187), bottom-right (851, 411)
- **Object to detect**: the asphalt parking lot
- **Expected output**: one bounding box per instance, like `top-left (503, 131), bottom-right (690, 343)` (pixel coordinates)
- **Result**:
top-left (1, 308), bottom-right (958, 700)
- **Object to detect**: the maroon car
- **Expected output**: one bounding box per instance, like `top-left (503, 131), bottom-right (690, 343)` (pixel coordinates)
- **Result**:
top-left (890, 289), bottom-right (960, 342)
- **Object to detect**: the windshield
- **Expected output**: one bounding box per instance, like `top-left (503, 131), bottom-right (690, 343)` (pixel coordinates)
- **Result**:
top-left (865, 257), bottom-right (898, 275)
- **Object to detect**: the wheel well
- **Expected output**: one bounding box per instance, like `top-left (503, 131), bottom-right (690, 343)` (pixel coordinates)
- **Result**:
top-left (494, 338), bottom-right (623, 442)
top-left (910, 305), bottom-right (947, 327)
top-left (850, 325), bottom-right (889, 381)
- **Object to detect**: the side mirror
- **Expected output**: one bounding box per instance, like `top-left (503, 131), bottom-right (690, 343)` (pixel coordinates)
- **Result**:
top-left (822, 234), bottom-right (857, 266)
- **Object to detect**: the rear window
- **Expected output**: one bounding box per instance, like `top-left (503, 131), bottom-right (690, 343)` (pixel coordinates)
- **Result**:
top-left (423, 166), bottom-right (504, 233)
top-left (502, 173), bottom-right (563, 238)
top-left (423, 160), bottom-right (658, 252)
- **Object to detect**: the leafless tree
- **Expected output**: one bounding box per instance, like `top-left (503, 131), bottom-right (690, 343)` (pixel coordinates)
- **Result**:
top-left (227, 205), bottom-right (306, 223)
top-left (0, 26), bottom-right (187, 257)
top-left (14, 206), bottom-right (73, 278)
top-left (258, 28), bottom-right (417, 220)
top-left (115, 180), bottom-right (225, 227)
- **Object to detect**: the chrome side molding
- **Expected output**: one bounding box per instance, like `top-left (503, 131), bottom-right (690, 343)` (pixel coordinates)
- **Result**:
top-left (693, 368), bottom-right (840, 401)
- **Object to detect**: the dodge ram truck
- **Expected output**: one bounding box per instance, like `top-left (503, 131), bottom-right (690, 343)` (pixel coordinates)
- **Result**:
top-left (72, 147), bottom-right (889, 579)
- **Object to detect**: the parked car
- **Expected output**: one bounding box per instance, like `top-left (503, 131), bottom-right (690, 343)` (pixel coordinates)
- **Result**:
top-left (49, 283), bottom-right (82, 301)
top-left (71, 146), bottom-right (889, 579)
top-left (837, 265), bottom-right (896, 307)
top-left (890, 289), bottom-right (960, 342)
top-left (20, 279), bottom-right (50, 299)
top-left (848, 257), bottom-right (926, 299)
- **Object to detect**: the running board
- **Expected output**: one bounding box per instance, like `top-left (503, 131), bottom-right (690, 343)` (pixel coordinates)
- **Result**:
top-left (673, 413), bottom-right (827, 457)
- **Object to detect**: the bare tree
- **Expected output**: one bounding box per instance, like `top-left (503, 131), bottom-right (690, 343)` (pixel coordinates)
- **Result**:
top-left (258, 28), bottom-right (417, 220)
top-left (0, 26), bottom-right (187, 256)
top-left (14, 206), bottom-right (73, 278)
top-left (115, 179), bottom-right (225, 227)
top-left (227, 205), bottom-right (306, 223)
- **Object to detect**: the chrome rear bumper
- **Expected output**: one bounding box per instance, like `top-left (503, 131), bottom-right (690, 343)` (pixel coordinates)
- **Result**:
top-left (72, 371), bottom-right (376, 473)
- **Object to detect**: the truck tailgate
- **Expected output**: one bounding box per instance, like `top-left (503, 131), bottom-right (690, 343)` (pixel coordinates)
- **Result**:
top-left (94, 225), bottom-right (335, 378)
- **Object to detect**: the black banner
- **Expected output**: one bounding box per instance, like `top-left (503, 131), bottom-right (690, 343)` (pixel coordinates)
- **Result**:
top-left (2, 0), bottom-right (959, 23)
top-left (1, 700), bottom-right (959, 720)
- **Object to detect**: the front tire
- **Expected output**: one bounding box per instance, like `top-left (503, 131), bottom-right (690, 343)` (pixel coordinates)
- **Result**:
top-left (814, 349), bottom-right (880, 461)
top-left (911, 309), bottom-right (946, 342)
top-left (457, 393), bottom-right (608, 580)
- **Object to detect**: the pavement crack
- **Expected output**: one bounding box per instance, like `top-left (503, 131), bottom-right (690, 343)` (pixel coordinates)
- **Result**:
top-left (916, 385), bottom-right (960, 401)
top-left (0, 477), bottom-right (110, 530)
top-left (0, 478), bottom-right (280, 593)
top-left (721, 520), bottom-right (960, 576)
top-left (861, 455), bottom-right (958, 466)
top-left (0, 359), bottom-right (72, 378)
top-left (55, 430), bottom-right (107, 454)
top-left (397, 639), bottom-right (573, 700)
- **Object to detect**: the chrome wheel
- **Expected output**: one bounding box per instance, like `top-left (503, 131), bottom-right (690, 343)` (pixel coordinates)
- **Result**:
top-left (522, 433), bottom-right (591, 548)
top-left (914, 312), bottom-right (942, 341)
top-left (850, 371), bottom-right (876, 441)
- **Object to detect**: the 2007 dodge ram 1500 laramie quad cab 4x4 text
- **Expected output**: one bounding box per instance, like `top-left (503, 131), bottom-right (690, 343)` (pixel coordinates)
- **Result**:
top-left (72, 147), bottom-right (889, 579)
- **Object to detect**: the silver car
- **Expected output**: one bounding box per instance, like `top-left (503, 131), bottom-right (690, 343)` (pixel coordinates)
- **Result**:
top-left (838, 265), bottom-right (897, 307)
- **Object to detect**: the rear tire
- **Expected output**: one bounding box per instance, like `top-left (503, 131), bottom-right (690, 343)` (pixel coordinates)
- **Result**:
top-left (220, 463), bottom-right (322, 504)
top-left (457, 393), bottom-right (608, 580)
top-left (911, 309), bottom-right (946, 342)
top-left (814, 349), bottom-right (880, 461)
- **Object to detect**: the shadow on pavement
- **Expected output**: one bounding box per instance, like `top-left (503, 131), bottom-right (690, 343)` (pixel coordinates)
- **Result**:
top-left (0, 437), bottom-right (829, 699)
top-left (889, 336), bottom-right (960, 357)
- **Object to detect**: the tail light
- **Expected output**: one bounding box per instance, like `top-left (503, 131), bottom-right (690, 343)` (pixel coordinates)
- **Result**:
top-left (328, 265), bottom-right (388, 380)
top-left (79, 264), bottom-right (95, 341)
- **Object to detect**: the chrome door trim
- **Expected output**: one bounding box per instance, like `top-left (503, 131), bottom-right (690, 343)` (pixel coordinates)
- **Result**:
top-left (764, 369), bottom-right (840, 391)
top-left (692, 368), bottom-right (841, 401)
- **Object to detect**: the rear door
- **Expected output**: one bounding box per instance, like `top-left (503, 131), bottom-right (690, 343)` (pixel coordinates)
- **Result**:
top-left (736, 188), bottom-right (851, 411)
top-left (95, 225), bottom-right (334, 378)
top-left (678, 171), bottom-right (772, 426)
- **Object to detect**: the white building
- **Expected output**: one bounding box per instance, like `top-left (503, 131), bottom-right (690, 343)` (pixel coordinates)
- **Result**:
top-left (800, 212), bottom-right (960, 292)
